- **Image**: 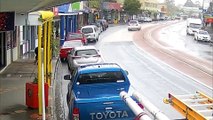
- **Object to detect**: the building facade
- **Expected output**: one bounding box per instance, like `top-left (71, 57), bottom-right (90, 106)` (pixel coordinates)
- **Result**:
top-left (139, 0), bottom-right (159, 19)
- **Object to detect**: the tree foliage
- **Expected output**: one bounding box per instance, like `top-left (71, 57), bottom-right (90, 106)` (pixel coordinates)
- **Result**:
top-left (123, 0), bottom-right (141, 15)
top-left (165, 0), bottom-right (179, 16)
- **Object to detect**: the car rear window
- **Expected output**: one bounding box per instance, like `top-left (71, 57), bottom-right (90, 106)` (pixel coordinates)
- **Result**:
top-left (75, 49), bottom-right (98, 56)
top-left (82, 28), bottom-right (93, 34)
top-left (62, 41), bottom-right (83, 48)
top-left (68, 33), bottom-right (83, 39)
top-left (199, 31), bottom-right (208, 35)
top-left (129, 20), bottom-right (137, 24)
top-left (77, 71), bottom-right (125, 84)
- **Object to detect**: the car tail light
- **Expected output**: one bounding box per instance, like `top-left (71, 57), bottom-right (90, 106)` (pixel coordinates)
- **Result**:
top-left (72, 56), bottom-right (81, 59)
top-left (60, 49), bottom-right (66, 53)
top-left (73, 108), bottom-right (80, 120)
top-left (94, 54), bottom-right (101, 57)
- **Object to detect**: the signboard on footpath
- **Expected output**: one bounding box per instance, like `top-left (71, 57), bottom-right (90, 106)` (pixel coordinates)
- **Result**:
top-left (0, 12), bottom-right (15, 31)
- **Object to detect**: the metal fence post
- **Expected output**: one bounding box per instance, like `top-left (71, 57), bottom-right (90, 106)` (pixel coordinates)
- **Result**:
top-left (120, 91), bottom-right (152, 120)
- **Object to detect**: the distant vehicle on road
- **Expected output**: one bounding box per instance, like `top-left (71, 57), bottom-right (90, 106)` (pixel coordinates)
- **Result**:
top-left (128, 20), bottom-right (141, 31)
top-left (194, 30), bottom-right (211, 42)
top-left (186, 18), bottom-right (202, 35)
top-left (59, 40), bottom-right (83, 62)
top-left (64, 63), bottom-right (135, 120)
top-left (65, 32), bottom-right (87, 45)
top-left (67, 46), bottom-right (103, 72)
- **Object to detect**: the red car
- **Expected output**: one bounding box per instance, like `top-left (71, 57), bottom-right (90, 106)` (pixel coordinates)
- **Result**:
top-left (65, 32), bottom-right (87, 45)
top-left (59, 40), bottom-right (83, 62)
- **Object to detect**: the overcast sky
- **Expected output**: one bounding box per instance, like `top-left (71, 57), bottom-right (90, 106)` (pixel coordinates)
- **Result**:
top-left (158, 0), bottom-right (211, 8)
top-left (159, 0), bottom-right (210, 6)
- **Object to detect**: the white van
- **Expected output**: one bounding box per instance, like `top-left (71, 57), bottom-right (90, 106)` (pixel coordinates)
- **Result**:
top-left (81, 25), bottom-right (100, 43)
top-left (186, 18), bottom-right (202, 35)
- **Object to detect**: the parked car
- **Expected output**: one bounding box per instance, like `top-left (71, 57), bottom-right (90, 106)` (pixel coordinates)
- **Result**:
top-left (138, 17), bottom-right (145, 23)
top-left (89, 22), bottom-right (104, 32)
top-left (143, 17), bottom-right (152, 22)
top-left (194, 30), bottom-right (211, 42)
top-left (67, 46), bottom-right (104, 72)
top-left (64, 63), bottom-right (135, 120)
top-left (65, 32), bottom-right (87, 45)
top-left (81, 25), bottom-right (100, 43)
top-left (96, 19), bottom-right (108, 29)
top-left (128, 20), bottom-right (141, 31)
top-left (59, 40), bottom-right (83, 62)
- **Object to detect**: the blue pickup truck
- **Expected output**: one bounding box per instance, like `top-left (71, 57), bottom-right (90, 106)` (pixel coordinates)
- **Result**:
top-left (64, 63), bottom-right (135, 120)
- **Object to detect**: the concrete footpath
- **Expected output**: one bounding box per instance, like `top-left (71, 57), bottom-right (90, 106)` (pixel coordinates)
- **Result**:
top-left (0, 52), bottom-right (58, 120)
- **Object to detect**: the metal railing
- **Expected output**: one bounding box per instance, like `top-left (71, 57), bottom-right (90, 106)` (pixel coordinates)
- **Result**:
top-left (120, 91), bottom-right (170, 120)
top-left (120, 91), bottom-right (152, 120)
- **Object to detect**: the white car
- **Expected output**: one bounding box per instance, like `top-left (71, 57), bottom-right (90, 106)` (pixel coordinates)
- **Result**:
top-left (67, 46), bottom-right (104, 72)
top-left (194, 30), bottom-right (211, 42)
top-left (143, 17), bottom-right (152, 22)
top-left (81, 25), bottom-right (100, 43)
top-left (128, 20), bottom-right (141, 31)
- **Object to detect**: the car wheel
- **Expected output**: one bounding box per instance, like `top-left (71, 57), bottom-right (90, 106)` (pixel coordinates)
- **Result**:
top-left (60, 58), bottom-right (64, 62)
top-left (96, 36), bottom-right (99, 42)
top-left (67, 64), bottom-right (70, 70)
top-left (66, 93), bottom-right (69, 106)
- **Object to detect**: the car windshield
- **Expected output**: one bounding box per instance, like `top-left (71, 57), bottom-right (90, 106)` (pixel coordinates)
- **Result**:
top-left (129, 20), bottom-right (137, 24)
top-left (75, 49), bottom-right (98, 56)
top-left (68, 33), bottom-right (83, 39)
top-left (199, 31), bottom-right (208, 35)
top-left (62, 41), bottom-right (82, 48)
top-left (77, 71), bottom-right (125, 84)
top-left (189, 24), bottom-right (202, 29)
top-left (82, 28), bottom-right (93, 34)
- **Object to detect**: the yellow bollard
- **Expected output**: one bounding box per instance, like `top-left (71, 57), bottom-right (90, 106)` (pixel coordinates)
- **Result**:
top-left (37, 25), bottom-right (43, 115)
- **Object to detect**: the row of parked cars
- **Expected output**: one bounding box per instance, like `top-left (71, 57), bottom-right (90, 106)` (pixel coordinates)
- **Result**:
top-left (59, 19), bottom-right (109, 69)
top-left (59, 19), bottom-right (137, 120)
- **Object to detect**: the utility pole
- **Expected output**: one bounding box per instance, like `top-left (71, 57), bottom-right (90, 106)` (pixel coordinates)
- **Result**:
top-left (100, 0), bottom-right (104, 19)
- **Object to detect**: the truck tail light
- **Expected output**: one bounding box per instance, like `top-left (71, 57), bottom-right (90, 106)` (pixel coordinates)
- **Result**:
top-left (73, 107), bottom-right (80, 120)
top-left (137, 103), bottom-right (144, 109)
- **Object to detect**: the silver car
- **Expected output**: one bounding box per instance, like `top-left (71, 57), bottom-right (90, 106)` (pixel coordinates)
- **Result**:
top-left (128, 20), bottom-right (141, 31)
top-left (194, 30), bottom-right (211, 42)
top-left (67, 46), bottom-right (104, 72)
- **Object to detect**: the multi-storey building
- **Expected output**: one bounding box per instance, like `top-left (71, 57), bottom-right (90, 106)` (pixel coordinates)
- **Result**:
top-left (139, 0), bottom-right (159, 18)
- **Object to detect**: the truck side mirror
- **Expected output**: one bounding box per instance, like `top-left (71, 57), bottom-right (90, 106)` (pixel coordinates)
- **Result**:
top-left (64, 75), bottom-right (72, 80)
top-left (125, 70), bottom-right (129, 75)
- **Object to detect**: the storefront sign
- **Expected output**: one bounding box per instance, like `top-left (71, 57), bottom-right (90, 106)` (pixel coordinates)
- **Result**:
top-left (205, 18), bottom-right (213, 23)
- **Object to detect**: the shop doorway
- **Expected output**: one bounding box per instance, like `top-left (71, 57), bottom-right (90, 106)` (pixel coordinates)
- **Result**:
top-left (0, 32), bottom-right (6, 70)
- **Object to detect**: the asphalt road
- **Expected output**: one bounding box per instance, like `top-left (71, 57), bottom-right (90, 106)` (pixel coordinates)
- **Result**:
top-left (55, 21), bottom-right (212, 119)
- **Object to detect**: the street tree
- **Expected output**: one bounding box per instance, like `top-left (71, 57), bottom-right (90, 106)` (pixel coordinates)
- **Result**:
top-left (165, 0), bottom-right (179, 16)
top-left (123, 0), bottom-right (141, 17)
